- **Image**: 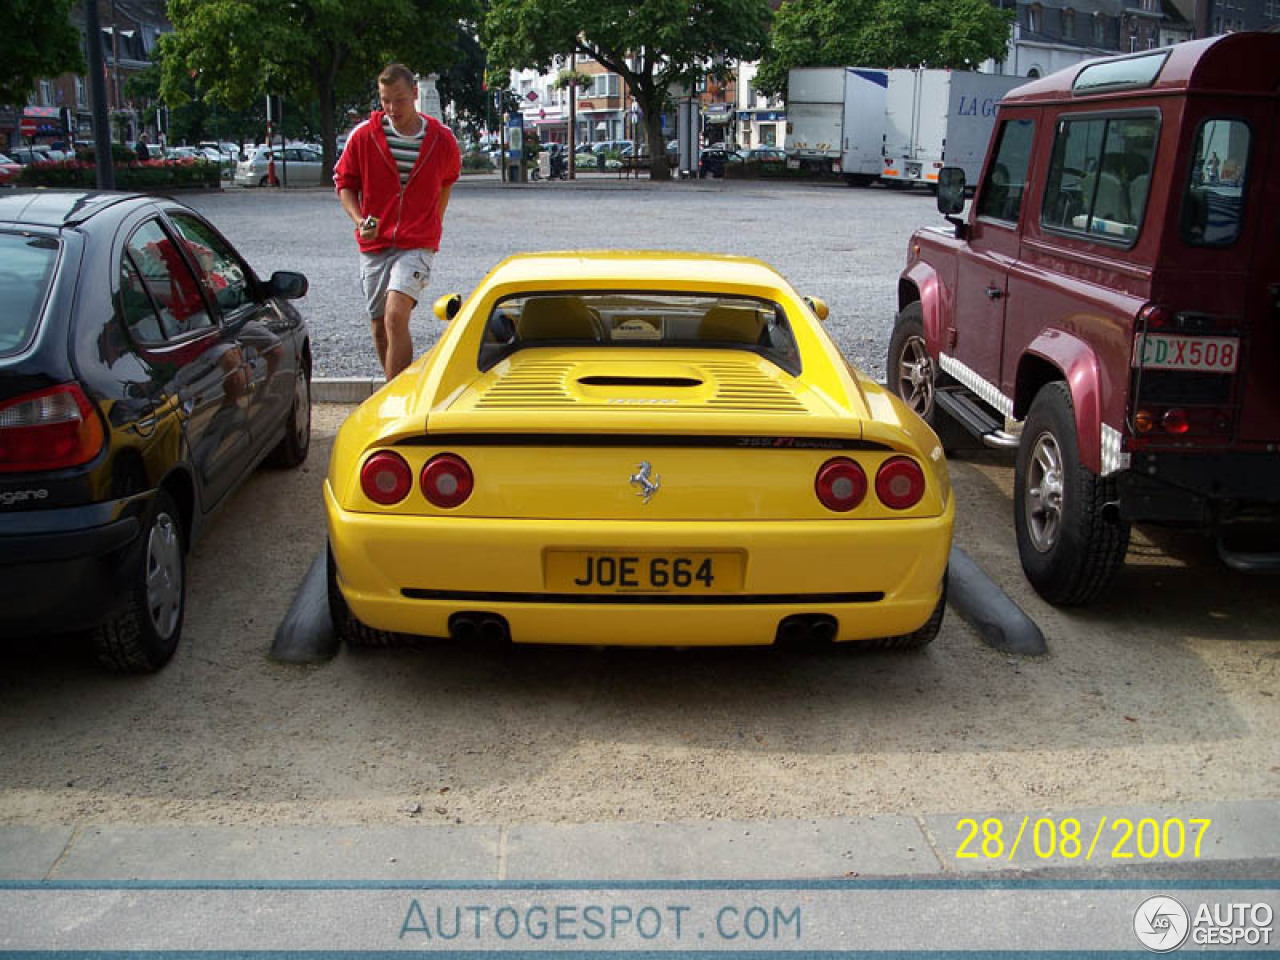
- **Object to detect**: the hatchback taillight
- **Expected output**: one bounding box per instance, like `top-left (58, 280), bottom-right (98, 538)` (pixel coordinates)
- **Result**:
top-left (875, 457), bottom-right (926, 510)
top-left (0, 383), bottom-right (105, 474)
top-left (815, 457), bottom-right (867, 512)
top-left (360, 451), bottom-right (412, 505)
top-left (420, 453), bottom-right (473, 509)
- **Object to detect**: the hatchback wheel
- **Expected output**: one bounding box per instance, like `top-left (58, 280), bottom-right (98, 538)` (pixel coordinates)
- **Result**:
top-left (266, 365), bottom-right (311, 467)
top-left (94, 489), bottom-right (186, 672)
top-left (1013, 382), bottom-right (1129, 605)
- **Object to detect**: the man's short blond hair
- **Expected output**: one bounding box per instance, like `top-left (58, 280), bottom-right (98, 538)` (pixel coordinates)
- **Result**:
top-left (378, 64), bottom-right (416, 90)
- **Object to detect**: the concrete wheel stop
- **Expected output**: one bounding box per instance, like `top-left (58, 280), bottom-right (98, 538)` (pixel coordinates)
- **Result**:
top-left (946, 545), bottom-right (1047, 655)
top-left (270, 550), bottom-right (339, 663)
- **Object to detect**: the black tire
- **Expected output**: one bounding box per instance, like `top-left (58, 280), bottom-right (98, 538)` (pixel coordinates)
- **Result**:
top-left (94, 489), bottom-right (186, 672)
top-left (326, 545), bottom-right (396, 647)
top-left (869, 577), bottom-right (947, 651)
top-left (1014, 382), bottom-right (1130, 605)
top-left (886, 303), bottom-right (970, 450)
top-left (265, 365), bottom-right (310, 468)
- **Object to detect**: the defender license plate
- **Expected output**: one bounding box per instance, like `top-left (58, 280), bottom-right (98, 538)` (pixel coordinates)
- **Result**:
top-left (1134, 334), bottom-right (1239, 373)
top-left (546, 551), bottom-right (743, 594)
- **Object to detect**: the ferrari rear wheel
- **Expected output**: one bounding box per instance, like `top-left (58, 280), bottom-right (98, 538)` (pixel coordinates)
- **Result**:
top-left (326, 545), bottom-right (396, 647)
top-left (868, 578), bottom-right (947, 651)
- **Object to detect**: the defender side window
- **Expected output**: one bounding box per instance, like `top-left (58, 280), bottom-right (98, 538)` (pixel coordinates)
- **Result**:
top-left (1041, 113), bottom-right (1158, 244)
top-left (976, 119), bottom-right (1035, 224)
top-left (1180, 118), bottom-right (1251, 246)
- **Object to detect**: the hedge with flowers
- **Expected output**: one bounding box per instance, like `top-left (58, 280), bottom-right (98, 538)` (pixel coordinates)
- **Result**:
top-left (17, 155), bottom-right (221, 190)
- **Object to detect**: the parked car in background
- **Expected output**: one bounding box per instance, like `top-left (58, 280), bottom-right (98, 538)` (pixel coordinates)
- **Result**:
top-left (697, 146), bottom-right (743, 178)
top-left (741, 147), bottom-right (788, 164)
top-left (9, 147), bottom-right (55, 166)
top-left (0, 154), bottom-right (20, 186)
top-left (234, 145), bottom-right (324, 187)
top-left (325, 251), bottom-right (952, 650)
top-left (0, 190), bottom-right (313, 671)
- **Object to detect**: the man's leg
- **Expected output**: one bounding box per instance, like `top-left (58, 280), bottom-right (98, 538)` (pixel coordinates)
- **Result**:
top-left (382, 290), bottom-right (416, 380)
top-left (370, 315), bottom-right (389, 373)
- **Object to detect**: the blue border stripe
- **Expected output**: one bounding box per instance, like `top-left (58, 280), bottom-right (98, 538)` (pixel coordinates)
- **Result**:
top-left (2, 879), bottom-right (1278, 891)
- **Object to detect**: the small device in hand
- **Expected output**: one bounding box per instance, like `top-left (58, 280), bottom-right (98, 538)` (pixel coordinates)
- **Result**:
top-left (360, 215), bottom-right (378, 231)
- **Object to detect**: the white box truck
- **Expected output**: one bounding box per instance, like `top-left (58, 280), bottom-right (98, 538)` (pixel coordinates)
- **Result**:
top-left (785, 67), bottom-right (888, 183)
top-left (881, 69), bottom-right (1027, 187)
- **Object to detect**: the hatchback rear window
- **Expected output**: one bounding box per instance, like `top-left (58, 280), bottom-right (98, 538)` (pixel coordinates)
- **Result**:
top-left (1180, 118), bottom-right (1251, 247)
top-left (0, 232), bottom-right (59, 357)
top-left (480, 292), bottom-right (801, 374)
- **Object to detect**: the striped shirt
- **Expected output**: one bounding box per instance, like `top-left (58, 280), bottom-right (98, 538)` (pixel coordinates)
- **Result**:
top-left (382, 115), bottom-right (424, 185)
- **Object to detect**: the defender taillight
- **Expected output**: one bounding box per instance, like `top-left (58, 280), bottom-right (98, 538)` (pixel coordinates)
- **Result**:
top-left (420, 453), bottom-right (473, 509)
top-left (875, 457), bottom-right (926, 510)
top-left (815, 457), bottom-right (867, 512)
top-left (1138, 303), bottom-right (1170, 330)
top-left (0, 383), bottom-right (105, 474)
top-left (360, 451), bottom-right (412, 505)
top-left (1162, 408), bottom-right (1190, 435)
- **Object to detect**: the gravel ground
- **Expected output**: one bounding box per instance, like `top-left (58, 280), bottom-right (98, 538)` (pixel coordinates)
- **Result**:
top-left (183, 175), bottom-right (939, 379)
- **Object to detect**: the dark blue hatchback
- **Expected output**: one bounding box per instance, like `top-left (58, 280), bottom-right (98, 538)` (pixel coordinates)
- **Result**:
top-left (0, 191), bottom-right (311, 671)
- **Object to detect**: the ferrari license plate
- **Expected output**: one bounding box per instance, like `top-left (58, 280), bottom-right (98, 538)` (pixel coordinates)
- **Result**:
top-left (1134, 334), bottom-right (1239, 373)
top-left (545, 551), bottom-right (743, 594)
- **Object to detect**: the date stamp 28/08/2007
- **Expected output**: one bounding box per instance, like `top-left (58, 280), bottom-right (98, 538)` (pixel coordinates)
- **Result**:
top-left (955, 815), bottom-right (1212, 862)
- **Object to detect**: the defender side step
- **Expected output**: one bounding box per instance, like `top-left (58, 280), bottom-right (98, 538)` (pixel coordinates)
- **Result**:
top-left (935, 387), bottom-right (1020, 449)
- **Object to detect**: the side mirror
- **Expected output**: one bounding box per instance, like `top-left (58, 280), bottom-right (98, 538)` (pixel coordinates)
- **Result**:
top-left (433, 293), bottom-right (462, 322)
top-left (268, 270), bottom-right (308, 300)
top-left (803, 296), bottom-right (829, 321)
top-left (936, 167), bottom-right (966, 215)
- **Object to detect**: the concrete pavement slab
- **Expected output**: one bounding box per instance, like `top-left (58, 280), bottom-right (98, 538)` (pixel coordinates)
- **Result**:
top-left (0, 826), bottom-right (75, 880)
top-left (48, 825), bottom-right (501, 881)
top-left (502, 817), bottom-right (938, 880)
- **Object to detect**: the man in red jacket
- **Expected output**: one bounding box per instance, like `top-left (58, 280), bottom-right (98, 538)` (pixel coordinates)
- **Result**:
top-left (334, 64), bottom-right (461, 379)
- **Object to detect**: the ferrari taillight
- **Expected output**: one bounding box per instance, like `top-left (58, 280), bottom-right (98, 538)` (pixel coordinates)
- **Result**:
top-left (420, 453), bottom-right (473, 509)
top-left (360, 451), bottom-right (412, 505)
top-left (815, 457), bottom-right (867, 512)
top-left (875, 457), bottom-right (926, 510)
top-left (0, 383), bottom-right (105, 474)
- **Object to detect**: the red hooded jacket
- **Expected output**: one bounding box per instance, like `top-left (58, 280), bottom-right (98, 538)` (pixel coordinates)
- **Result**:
top-left (333, 110), bottom-right (461, 254)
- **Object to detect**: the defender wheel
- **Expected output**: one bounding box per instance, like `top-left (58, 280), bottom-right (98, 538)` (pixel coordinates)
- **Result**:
top-left (94, 490), bottom-right (186, 672)
top-left (887, 303), bottom-right (969, 450)
top-left (265, 366), bottom-right (311, 468)
top-left (1014, 382), bottom-right (1129, 605)
top-left (870, 577), bottom-right (947, 651)
top-left (326, 545), bottom-right (396, 647)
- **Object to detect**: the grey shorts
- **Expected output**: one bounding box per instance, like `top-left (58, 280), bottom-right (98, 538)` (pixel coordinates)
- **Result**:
top-left (359, 247), bottom-right (435, 321)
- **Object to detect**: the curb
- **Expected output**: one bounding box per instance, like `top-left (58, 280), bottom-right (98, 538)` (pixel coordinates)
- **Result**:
top-left (313, 377), bottom-right (385, 403)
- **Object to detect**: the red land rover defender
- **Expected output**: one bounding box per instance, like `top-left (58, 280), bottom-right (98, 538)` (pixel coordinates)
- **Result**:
top-left (889, 34), bottom-right (1279, 605)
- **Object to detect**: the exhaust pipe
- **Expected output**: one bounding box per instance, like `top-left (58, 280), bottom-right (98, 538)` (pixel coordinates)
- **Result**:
top-left (808, 616), bottom-right (838, 643)
top-left (478, 616), bottom-right (509, 644)
top-left (449, 615), bottom-right (478, 642)
top-left (776, 616), bottom-right (809, 645)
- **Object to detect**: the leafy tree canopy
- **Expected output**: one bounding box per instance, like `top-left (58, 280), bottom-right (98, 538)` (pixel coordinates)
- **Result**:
top-left (160, 0), bottom-right (476, 176)
top-left (754, 0), bottom-right (1013, 97)
top-left (0, 0), bottom-right (84, 108)
top-left (483, 0), bottom-right (773, 179)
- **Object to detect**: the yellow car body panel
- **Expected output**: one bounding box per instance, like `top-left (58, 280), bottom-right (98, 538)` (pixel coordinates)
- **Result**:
top-left (326, 251), bottom-right (954, 646)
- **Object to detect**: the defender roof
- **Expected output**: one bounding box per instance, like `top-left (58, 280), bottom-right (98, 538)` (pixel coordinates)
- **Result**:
top-left (1003, 32), bottom-right (1280, 105)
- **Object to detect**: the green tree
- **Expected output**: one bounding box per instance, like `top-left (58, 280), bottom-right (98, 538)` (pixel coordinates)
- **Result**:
top-left (159, 0), bottom-right (474, 179)
top-left (0, 0), bottom-right (84, 108)
top-left (754, 0), bottom-right (1013, 98)
top-left (483, 0), bottom-right (772, 180)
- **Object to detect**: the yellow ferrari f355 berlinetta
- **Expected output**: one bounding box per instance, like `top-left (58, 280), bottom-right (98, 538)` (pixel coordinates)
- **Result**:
top-left (325, 251), bottom-right (953, 649)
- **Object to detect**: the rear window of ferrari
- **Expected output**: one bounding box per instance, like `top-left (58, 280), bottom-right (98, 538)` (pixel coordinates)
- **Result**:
top-left (0, 232), bottom-right (59, 358)
top-left (479, 292), bottom-right (802, 374)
